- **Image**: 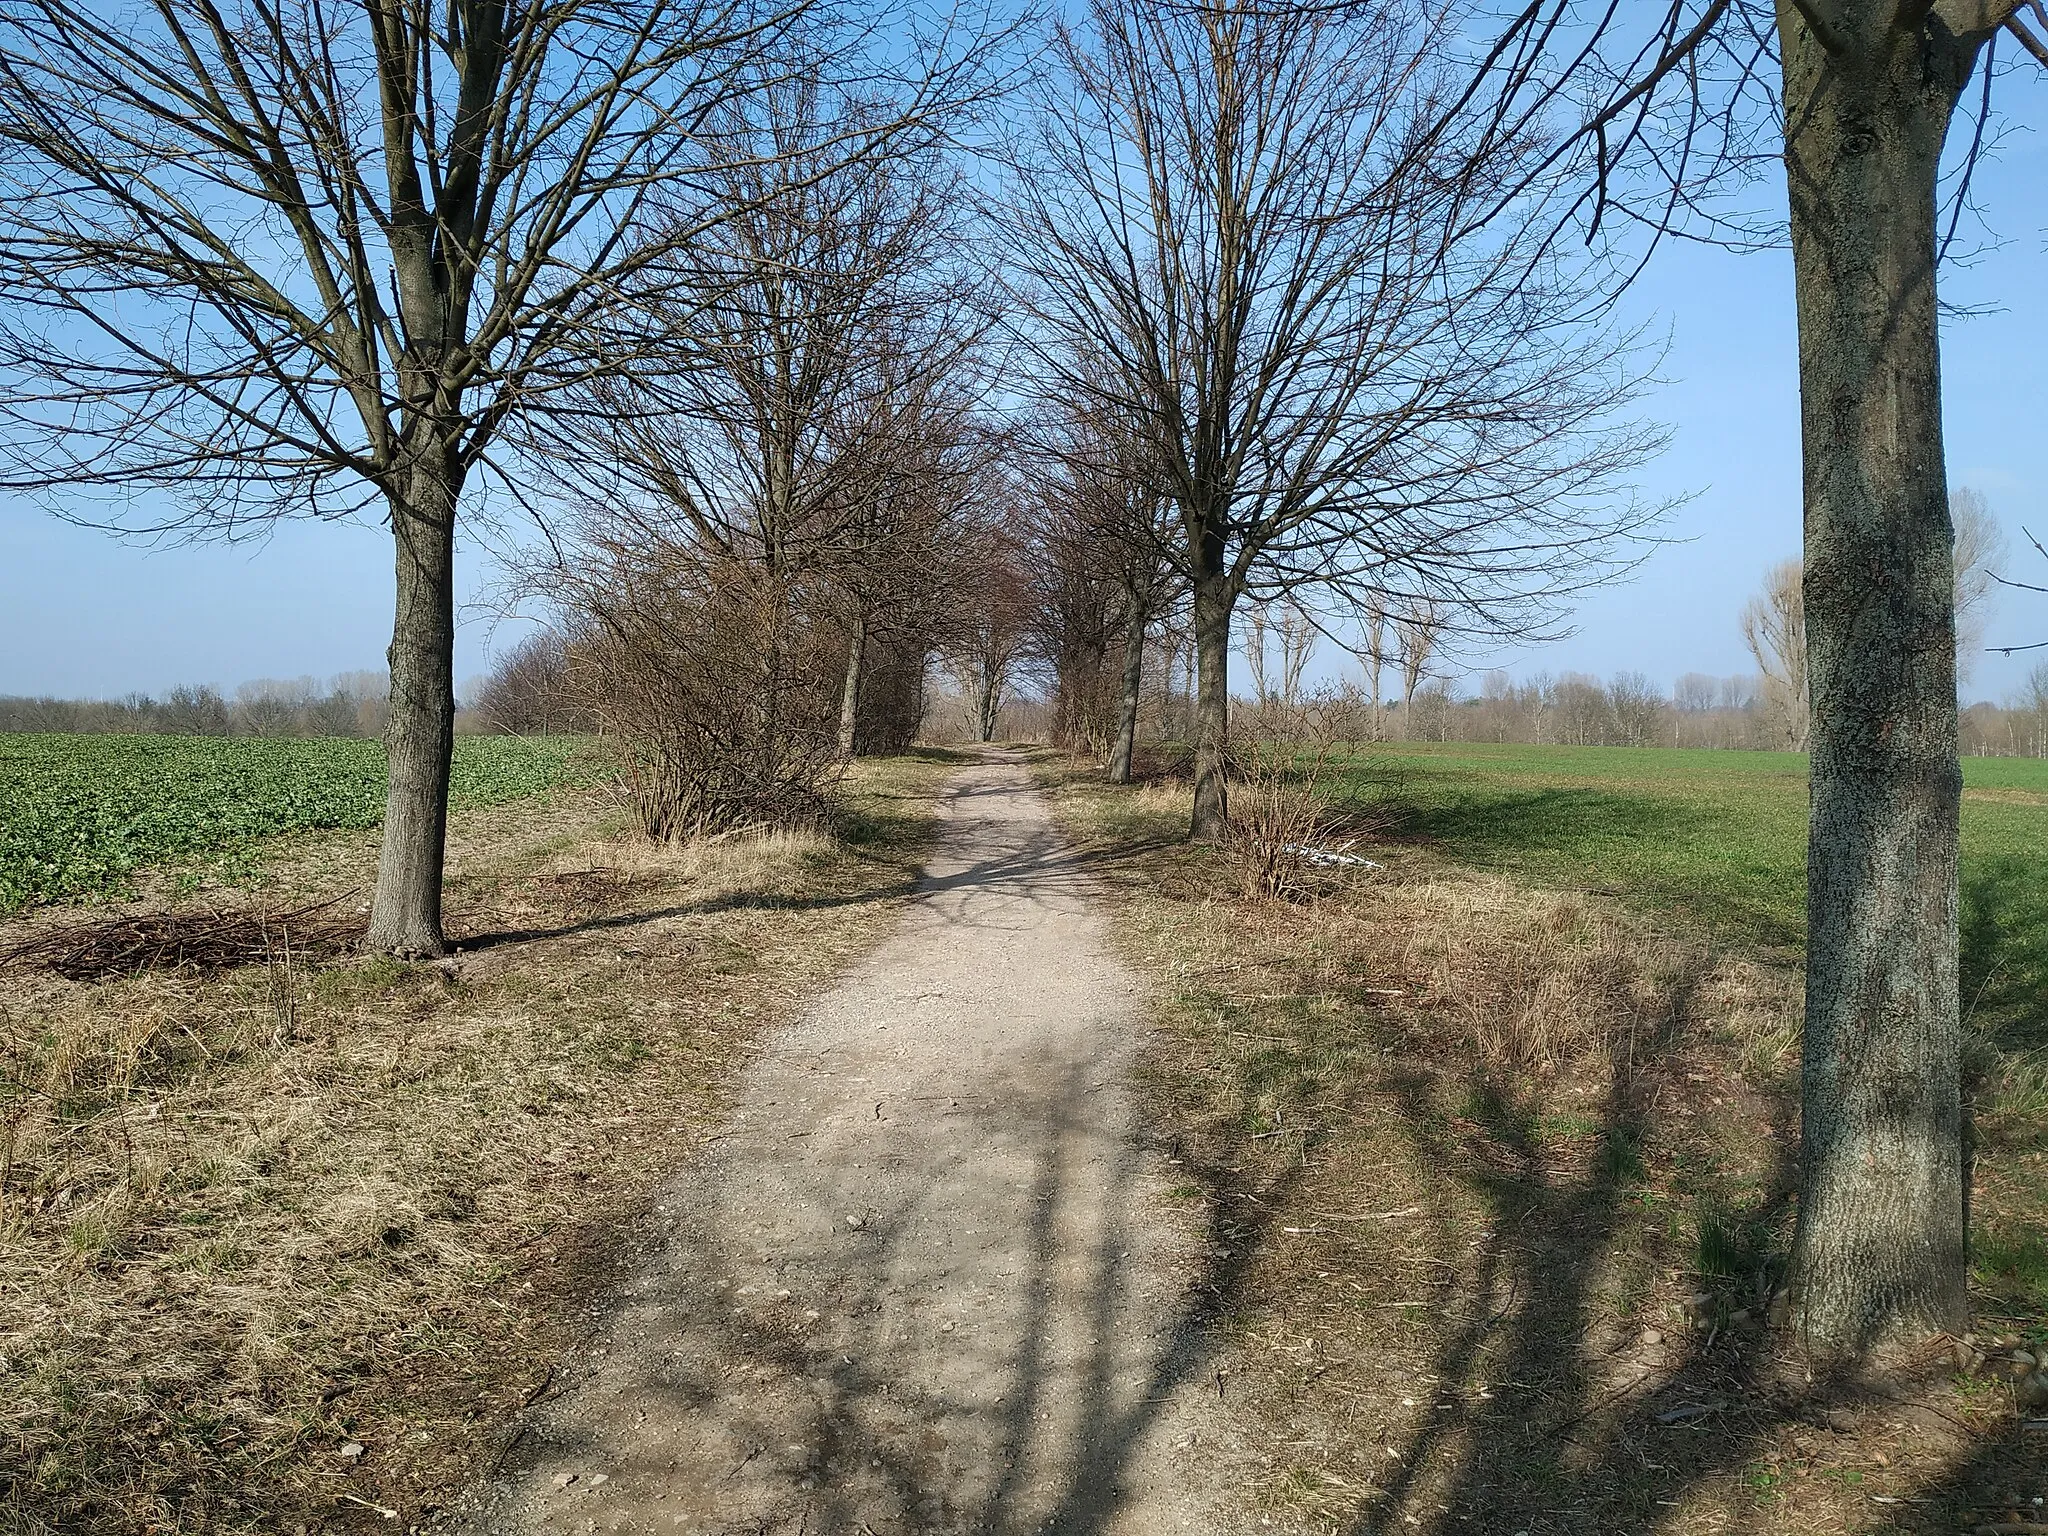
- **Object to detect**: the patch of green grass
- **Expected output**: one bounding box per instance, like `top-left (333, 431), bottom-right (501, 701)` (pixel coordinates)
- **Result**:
top-left (0, 733), bottom-right (593, 910)
top-left (1743, 1460), bottom-right (1785, 1502)
top-left (1973, 1224), bottom-right (2048, 1312)
top-left (1693, 1197), bottom-right (1774, 1285)
top-left (1351, 743), bottom-right (1813, 944)
top-left (1351, 744), bottom-right (2048, 1045)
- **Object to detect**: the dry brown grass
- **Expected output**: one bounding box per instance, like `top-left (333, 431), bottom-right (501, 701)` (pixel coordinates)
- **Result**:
top-left (0, 754), bottom-right (953, 1535)
top-left (1045, 760), bottom-right (2047, 1536)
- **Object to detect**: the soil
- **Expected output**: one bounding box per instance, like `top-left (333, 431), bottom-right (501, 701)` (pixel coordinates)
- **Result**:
top-left (448, 753), bottom-right (1243, 1535)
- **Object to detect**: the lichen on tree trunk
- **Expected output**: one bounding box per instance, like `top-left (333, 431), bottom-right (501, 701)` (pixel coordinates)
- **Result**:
top-left (1190, 557), bottom-right (1232, 841)
top-left (369, 458), bottom-right (461, 958)
top-left (1778, 2), bottom-right (1982, 1352)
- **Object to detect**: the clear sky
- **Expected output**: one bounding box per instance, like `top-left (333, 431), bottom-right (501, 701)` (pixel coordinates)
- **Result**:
top-left (1, 67), bottom-right (2043, 706)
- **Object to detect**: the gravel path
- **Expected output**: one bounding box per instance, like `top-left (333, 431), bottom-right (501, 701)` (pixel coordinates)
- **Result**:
top-left (455, 753), bottom-right (1238, 1536)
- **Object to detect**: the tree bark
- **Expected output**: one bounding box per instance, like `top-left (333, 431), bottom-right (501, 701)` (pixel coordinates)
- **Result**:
top-left (838, 607), bottom-right (866, 758)
top-left (1109, 582), bottom-right (1147, 784)
top-left (1778, 3), bottom-right (1980, 1352)
top-left (368, 457), bottom-right (462, 957)
top-left (1189, 542), bottom-right (1232, 840)
top-left (977, 658), bottom-right (999, 743)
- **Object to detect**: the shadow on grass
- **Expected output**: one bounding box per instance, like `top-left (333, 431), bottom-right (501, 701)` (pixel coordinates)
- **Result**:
top-left (1338, 957), bottom-right (1790, 1534)
top-left (1392, 785), bottom-right (1805, 949)
top-left (1396, 785), bottom-right (1702, 857)
top-left (1327, 978), bottom-right (2045, 1536)
top-left (1962, 856), bottom-right (2048, 1055)
top-left (455, 779), bottom-right (1180, 957)
top-left (1054, 777), bottom-right (2041, 1534)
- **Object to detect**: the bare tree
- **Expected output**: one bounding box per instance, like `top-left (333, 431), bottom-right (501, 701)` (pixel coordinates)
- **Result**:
top-left (1243, 604), bottom-right (1277, 711)
top-left (516, 61), bottom-right (996, 779)
top-left (475, 632), bottom-right (583, 736)
top-left (954, 525), bottom-right (1035, 743)
top-left (1951, 486), bottom-right (2008, 682)
top-left (833, 375), bottom-right (993, 757)
top-left (1352, 597), bottom-right (1393, 742)
top-left (1002, 0), bottom-right (1662, 839)
top-left (2013, 662), bottom-right (2048, 758)
top-left (1245, 598), bottom-right (1320, 711)
top-left (1673, 672), bottom-right (1721, 716)
top-left (1020, 472), bottom-right (1124, 756)
top-left (516, 68), bottom-right (997, 801)
top-left (1607, 670), bottom-right (1666, 748)
top-left (1397, 602), bottom-right (1442, 732)
top-left (1020, 401), bottom-right (1181, 780)
top-left (1275, 603), bottom-right (1319, 709)
top-left (1741, 559), bottom-right (1809, 751)
top-left (1107, 542), bottom-right (1174, 782)
top-left (0, 0), bottom-right (996, 954)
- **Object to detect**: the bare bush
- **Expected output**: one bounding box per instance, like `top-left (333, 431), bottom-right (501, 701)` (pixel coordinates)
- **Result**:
top-left (1226, 697), bottom-right (1395, 902)
top-left (543, 538), bottom-right (845, 840)
top-left (473, 634), bottom-right (588, 737)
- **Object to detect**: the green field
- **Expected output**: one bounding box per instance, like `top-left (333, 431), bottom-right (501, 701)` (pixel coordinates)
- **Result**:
top-left (0, 733), bottom-right (589, 910)
top-left (1356, 742), bottom-right (2048, 1048)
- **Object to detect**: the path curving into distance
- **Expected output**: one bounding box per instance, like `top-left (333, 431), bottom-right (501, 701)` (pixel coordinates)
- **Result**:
top-left (455, 752), bottom-right (1242, 1536)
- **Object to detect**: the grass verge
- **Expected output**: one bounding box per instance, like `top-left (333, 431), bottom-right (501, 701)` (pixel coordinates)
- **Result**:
top-left (0, 751), bottom-right (955, 1535)
top-left (1359, 744), bottom-right (2048, 1062)
top-left (1044, 757), bottom-right (2047, 1536)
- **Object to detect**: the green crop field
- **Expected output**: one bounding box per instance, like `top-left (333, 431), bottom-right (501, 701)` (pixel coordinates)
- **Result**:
top-left (1352, 741), bottom-right (2048, 1048)
top-left (0, 733), bottom-right (590, 910)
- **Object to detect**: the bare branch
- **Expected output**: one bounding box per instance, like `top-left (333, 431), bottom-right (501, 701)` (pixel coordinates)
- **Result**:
top-left (2006, 13), bottom-right (2048, 64)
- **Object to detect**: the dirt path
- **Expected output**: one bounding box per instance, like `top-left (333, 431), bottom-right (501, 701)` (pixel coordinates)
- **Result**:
top-left (454, 754), bottom-right (1241, 1536)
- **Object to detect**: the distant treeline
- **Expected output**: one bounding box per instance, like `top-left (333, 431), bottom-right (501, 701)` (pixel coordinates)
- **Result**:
top-left (17, 657), bottom-right (2048, 761)
top-left (0, 673), bottom-right (392, 738)
top-left (1385, 667), bottom-right (2048, 758)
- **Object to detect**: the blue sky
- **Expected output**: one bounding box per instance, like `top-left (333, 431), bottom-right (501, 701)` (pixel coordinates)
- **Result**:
top-left (1464, 71), bottom-right (2048, 703)
top-left (2, 69), bottom-right (2043, 706)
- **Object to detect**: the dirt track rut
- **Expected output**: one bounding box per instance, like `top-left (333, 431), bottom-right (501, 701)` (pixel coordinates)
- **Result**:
top-left (455, 753), bottom-right (1240, 1535)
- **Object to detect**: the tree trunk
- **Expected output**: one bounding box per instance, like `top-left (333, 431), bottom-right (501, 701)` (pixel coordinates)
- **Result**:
top-left (838, 607), bottom-right (866, 758)
top-left (1778, 4), bottom-right (1980, 1353)
top-left (1189, 545), bottom-right (1232, 840)
top-left (368, 458), bottom-right (461, 957)
top-left (1109, 583), bottom-right (1147, 785)
top-left (977, 655), bottom-right (999, 743)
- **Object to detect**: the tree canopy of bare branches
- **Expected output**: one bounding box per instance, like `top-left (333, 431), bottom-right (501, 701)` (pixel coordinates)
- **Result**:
top-left (0, 0), bottom-right (1001, 954)
top-left (1017, 402), bottom-right (1181, 779)
top-left (513, 66), bottom-right (1001, 813)
top-left (1000, 0), bottom-right (1664, 837)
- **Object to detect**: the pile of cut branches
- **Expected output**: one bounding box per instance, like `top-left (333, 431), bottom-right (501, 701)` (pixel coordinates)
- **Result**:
top-left (0, 894), bottom-right (361, 980)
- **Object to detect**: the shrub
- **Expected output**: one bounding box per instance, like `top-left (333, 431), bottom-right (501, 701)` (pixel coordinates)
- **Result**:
top-left (556, 551), bottom-right (844, 839)
top-left (1226, 695), bottom-right (1397, 901)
